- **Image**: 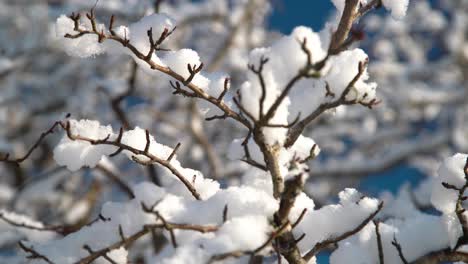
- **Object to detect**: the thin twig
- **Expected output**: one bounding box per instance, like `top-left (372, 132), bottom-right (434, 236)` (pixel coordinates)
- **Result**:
top-left (391, 235), bottom-right (409, 264)
top-left (303, 201), bottom-right (384, 261)
top-left (374, 220), bottom-right (384, 264)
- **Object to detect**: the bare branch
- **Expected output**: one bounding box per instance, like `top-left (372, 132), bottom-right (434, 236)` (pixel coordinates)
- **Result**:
top-left (83, 244), bottom-right (117, 264)
top-left (248, 56), bottom-right (269, 119)
top-left (106, 60), bottom-right (138, 129)
top-left (374, 220), bottom-right (384, 264)
top-left (141, 203), bottom-right (219, 234)
top-left (0, 121), bottom-right (65, 164)
top-left (328, 0), bottom-right (360, 54)
top-left (143, 129), bottom-right (150, 153)
top-left (357, 0), bottom-right (382, 18)
top-left (166, 142), bottom-right (181, 162)
top-left (18, 241), bottom-right (54, 264)
top-left (96, 164), bottom-right (135, 199)
top-left (413, 248), bottom-right (468, 264)
top-left (217, 77), bottom-right (230, 101)
top-left (391, 235), bottom-right (409, 264)
top-left (292, 208), bottom-right (308, 229)
top-left (223, 204), bottom-right (228, 223)
top-left (183, 63), bottom-right (204, 86)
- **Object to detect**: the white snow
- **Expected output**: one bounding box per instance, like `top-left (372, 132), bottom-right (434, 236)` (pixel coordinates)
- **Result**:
top-left (382, 0), bottom-right (410, 19)
top-left (53, 119), bottom-right (117, 171)
top-left (431, 153), bottom-right (468, 214)
top-left (55, 15), bottom-right (106, 58)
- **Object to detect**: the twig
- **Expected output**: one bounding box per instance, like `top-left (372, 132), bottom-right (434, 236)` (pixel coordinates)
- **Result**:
top-left (292, 208), bottom-right (307, 229)
top-left (223, 204), bottom-right (228, 223)
top-left (391, 235), bottom-right (408, 264)
top-left (18, 241), bottom-right (54, 264)
top-left (0, 121), bottom-right (65, 164)
top-left (248, 56), bottom-right (269, 119)
top-left (303, 201), bottom-right (384, 261)
top-left (374, 220), bottom-right (384, 264)
top-left (0, 212), bottom-right (65, 234)
top-left (166, 142), bottom-right (181, 162)
top-left (108, 60), bottom-right (138, 130)
top-left (95, 164), bottom-right (135, 199)
top-left (83, 245), bottom-right (117, 264)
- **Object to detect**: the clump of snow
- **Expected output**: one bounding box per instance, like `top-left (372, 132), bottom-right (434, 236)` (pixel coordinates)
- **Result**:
top-left (104, 25), bottom-right (130, 54)
top-left (56, 13), bottom-right (177, 64)
top-left (330, 214), bottom-right (453, 263)
top-left (442, 212), bottom-right (463, 249)
top-left (53, 119), bottom-right (117, 171)
top-left (324, 49), bottom-right (377, 104)
top-left (203, 215), bottom-right (271, 253)
top-left (0, 57), bottom-right (13, 74)
top-left (162, 163), bottom-right (220, 200)
top-left (238, 46), bottom-right (286, 145)
top-left (120, 126), bottom-right (174, 162)
top-left (288, 135), bottom-right (321, 161)
top-left (123, 13), bottom-right (174, 74)
top-left (291, 188), bottom-right (380, 253)
top-left (159, 48), bottom-right (211, 91)
top-left (379, 184), bottom-right (421, 219)
top-left (106, 247), bottom-right (128, 264)
top-left (128, 13), bottom-right (175, 56)
top-left (27, 181), bottom-right (276, 263)
top-left (197, 72), bottom-right (230, 115)
top-left (163, 49), bottom-right (202, 80)
top-left (53, 119), bottom-right (220, 200)
top-left (55, 15), bottom-right (106, 58)
top-left (431, 153), bottom-right (468, 214)
top-left (382, 0), bottom-right (409, 19)
top-left (339, 188), bottom-right (362, 204)
top-left (206, 72), bottom-right (229, 98)
top-left (234, 24), bottom-right (375, 146)
top-left (22, 182), bottom-right (165, 264)
top-left (171, 185), bottom-right (278, 225)
top-left (292, 26), bottom-right (327, 64)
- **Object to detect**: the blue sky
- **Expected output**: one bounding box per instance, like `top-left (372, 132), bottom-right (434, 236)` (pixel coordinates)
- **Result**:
top-left (269, 0), bottom-right (335, 33)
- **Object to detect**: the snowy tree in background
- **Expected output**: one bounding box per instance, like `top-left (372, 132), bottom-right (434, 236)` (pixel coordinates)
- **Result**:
top-left (0, 0), bottom-right (467, 263)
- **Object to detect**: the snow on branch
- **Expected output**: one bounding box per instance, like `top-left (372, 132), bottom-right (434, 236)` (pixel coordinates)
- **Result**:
top-left (57, 10), bottom-right (253, 130)
top-left (0, 119), bottom-right (205, 200)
